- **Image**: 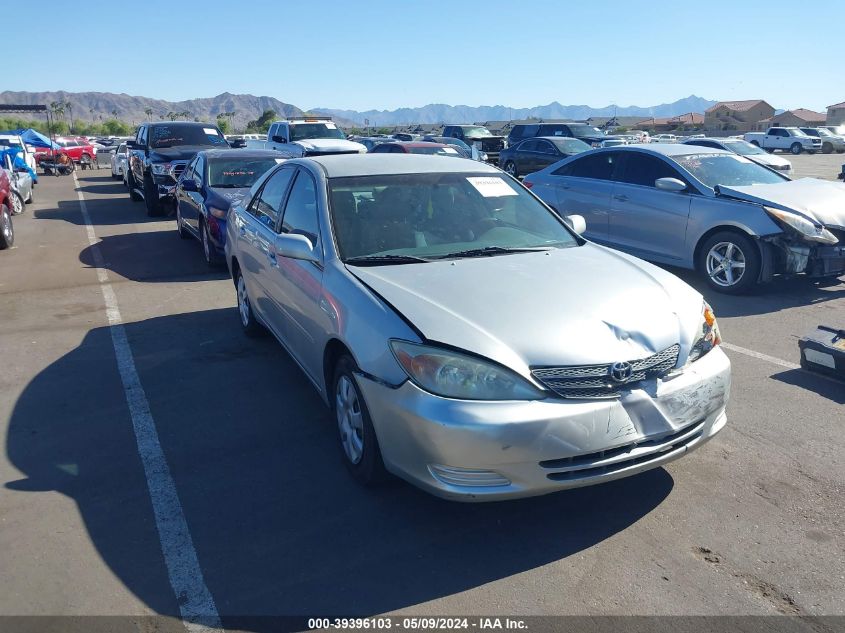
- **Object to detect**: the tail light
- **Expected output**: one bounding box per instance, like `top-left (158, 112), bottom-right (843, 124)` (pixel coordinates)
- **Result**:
top-left (523, 181), bottom-right (534, 189)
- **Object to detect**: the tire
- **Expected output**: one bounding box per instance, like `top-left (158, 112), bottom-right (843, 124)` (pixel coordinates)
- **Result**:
top-left (503, 160), bottom-right (518, 178)
top-left (127, 171), bottom-right (142, 201)
top-left (0, 204), bottom-right (14, 249)
top-left (822, 142), bottom-right (833, 154)
top-left (80, 154), bottom-right (93, 170)
top-left (25, 188), bottom-right (33, 204)
top-left (697, 230), bottom-right (761, 295)
top-left (143, 174), bottom-right (163, 217)
top-left (790, 143), bottom-right (802, 155)
top-left (200, 218), bottom-right (222, 266)
top-left (9, 191), bottom-right (24, 216)
top-left (333, 355), bottom-right (387, 486)
top-left (235, 268), bottom-right (264, 337)
top-left (176, 203), bottom-right (191, 239)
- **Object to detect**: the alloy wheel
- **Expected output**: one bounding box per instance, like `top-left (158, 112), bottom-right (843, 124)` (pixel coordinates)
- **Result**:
top-left (706, 241), bottom-right (746, 287)
top-left (202, 222), bottom-right (211, 263)
top-left (237, 274), bottom-right (251, 327)
top-left (336, 375), bottom-right (364, 464)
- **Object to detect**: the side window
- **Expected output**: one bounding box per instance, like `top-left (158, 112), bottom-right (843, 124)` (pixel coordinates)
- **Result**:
top-left (562, 152), bottom-right (618, 180)
top-left (279, 171), bottom-right (320, 247)
top-left (183, 157), bottom-right (197, 181)
top-left (520, 139), bottom-right (538, 152)
top-left (510, 125), bottom-right (524, 141)
top-left (138, 126), bottom-right (147, 146)
top-left (536, 140), bottom-right (555, 155)
top-left (248, 167), bottom-right (295, 229)
top-left (194, 156), bottom-right (205, 185)
top-left (618, 154), bottom-right (682, 188)
top-left (523, 124), bottom-right (540, 139)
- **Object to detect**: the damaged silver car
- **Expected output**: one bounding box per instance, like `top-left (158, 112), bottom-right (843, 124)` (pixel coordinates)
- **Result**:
top-left (523, 145), bottom-right (845, 294)
top-left (226, 155), bottom-right (731, 501)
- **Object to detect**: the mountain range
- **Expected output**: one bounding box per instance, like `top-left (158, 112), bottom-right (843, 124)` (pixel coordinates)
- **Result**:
top-left (0, 91), bottom-right (719, 129)
top-left (314, 95), bottom-right (719, 126)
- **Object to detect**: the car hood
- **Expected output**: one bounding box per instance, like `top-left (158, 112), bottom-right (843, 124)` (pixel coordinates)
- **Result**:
top-left (348, 244), bottom-right (703, 375)
top-left (717, 178), bottom-right (845, 227)
top-left (295, 138), bottom-right (365, 152)
top-left (148, 146), bottom-right (213, 162)
top-left (747, 153), bottom-right (790, 168)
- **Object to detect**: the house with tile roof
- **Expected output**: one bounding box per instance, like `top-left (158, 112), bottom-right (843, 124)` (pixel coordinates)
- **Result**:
top-left (634, 112), bottom-right (704, 132)
top-left (826, 101), bottom-right (845, 125)
top-left (704, 100), bottom-right (775, 132)
top-left (751, 108), bottom-right (826, 131)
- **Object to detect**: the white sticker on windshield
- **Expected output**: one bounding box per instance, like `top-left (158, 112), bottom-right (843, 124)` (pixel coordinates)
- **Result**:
top-left (274, 158), bottom-right (287, 164)
top-left (203, 128), bottom-right (219, 135)
top-left (325, 123), bottom-right (337, 129)
top-left (441, 147), bottom-right (458, 154)
top-left (466, 176), bottom-right (518, 197)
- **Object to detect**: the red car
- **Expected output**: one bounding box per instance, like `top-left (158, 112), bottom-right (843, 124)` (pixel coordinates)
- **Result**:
top-left (0, 169), bottom-right (15, 249)
top-left (35, 137), bottom-right (96, 168)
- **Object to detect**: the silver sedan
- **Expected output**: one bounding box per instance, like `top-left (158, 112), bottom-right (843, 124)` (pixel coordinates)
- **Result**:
top-left (225, 154), bottom-right (730, 501)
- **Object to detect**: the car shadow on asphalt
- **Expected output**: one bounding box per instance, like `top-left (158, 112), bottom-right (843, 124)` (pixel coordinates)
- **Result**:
top-left (77, 230), bottom-right (229, 283)
top-left (770, 369), bottom-right (845, 404)
top-left (665, 266), bottom-right (845, 318)
top-left (6, 308), bottom-right (675, 626)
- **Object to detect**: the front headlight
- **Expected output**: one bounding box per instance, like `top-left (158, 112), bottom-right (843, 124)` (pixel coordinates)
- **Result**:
top-left (765, 207), bottom-right (838, 244)
top-left (151, 163), bottom-right (171, 175)
top-left (687, 302), bottom-right (722, 365)
top-left (390, 340), bottom-right (546, 401)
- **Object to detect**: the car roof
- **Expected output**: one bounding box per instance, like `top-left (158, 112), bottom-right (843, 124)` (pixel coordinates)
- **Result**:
top-left (148, 121), bottom-right (214, 127)
top-left (535, 136), bottom-right (583, 141)
top-left (618, 144), bottom-right (727, 156)
top-left (198, 149), bottom-right (286, 159)
top-left (683, 137), bottom-right (743, 144)
top-left (393, 141), bottom-right (448, 148)
top-left (298, 154), bottom-right (500, 178)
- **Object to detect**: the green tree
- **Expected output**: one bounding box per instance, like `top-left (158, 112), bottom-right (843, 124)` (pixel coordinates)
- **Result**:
top-left (103, 119), bottom-right (131, 135)
top-left (216, 115), bottom-right (230, 134)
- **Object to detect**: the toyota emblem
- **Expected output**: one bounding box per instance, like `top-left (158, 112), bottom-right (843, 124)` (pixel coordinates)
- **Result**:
top-left (610, 361), bottom-right (633, 383)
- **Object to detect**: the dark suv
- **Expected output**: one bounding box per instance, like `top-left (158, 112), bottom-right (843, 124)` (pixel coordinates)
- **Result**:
top-left (507, 122), bottom-right (606, 148)
top-left (127, 122), bottom-right (228, 216)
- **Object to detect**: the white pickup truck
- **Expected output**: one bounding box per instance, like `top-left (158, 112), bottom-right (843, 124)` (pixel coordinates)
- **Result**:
top-left (743, 127), bottom-right (821, 155)
top-left (245, 117), bottom-right (366, 157)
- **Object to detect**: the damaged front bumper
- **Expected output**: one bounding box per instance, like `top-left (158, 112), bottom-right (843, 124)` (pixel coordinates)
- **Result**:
top-left (357, 347), bottom-right (731, 501)
top-left (763, 234), bottom-right (845, 279)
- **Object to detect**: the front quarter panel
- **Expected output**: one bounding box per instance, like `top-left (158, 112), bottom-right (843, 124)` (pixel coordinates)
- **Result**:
top-left (687, 196), bottom-right (783, 264)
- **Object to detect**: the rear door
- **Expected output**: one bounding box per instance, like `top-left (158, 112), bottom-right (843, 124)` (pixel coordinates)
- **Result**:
top-left (608, 152), bottom-right (693, 262)
top-left (235, 166), bottom-right (296, 335)
top-left (515, 139), bottom-right (539, 174)
top-left (547, 151), bottom-right (620, 243)
top-left (533, 139), bottom-right (563, 172)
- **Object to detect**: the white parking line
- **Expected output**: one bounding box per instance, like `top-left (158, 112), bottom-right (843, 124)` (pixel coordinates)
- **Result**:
top-left (73, 174), bottom-right (222, 633)
top-left (721, 342), bottom-right (801, 370)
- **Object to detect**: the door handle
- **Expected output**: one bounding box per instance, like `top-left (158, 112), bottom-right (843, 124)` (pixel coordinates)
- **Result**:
top-left (613, 194), bottom-right (628, 202)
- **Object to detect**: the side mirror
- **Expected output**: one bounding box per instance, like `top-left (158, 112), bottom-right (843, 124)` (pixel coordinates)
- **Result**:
top-left (274, 233), bottom-right (319, 263)
top-left (271, 135), bottom-right (288, 144)
top-left (230, 139), bottom-right (246, 148)
top-left (126, 141), bottom-right (139, 150)
top-left (655, 177), bottom-right (687, 192)
top-left (564, 214), bottom-right (587, 235)
top-left (181, 178), bottom-right (198, 192)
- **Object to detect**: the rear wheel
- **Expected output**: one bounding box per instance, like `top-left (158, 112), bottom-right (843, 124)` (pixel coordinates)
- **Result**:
top-left (333, 355), bottom-right (387, 485)
top-left (176, 203), bottom-right (190, 239)
top-left (503, 160), bottom-right (518, 178)
top-left (235, 268), bottom-right (263, 337)
top-left (0, 205), bottom-right (14, 249)
top-left (80, 154), bottom-right (93, 170)
top-left (698, 230), bottom-right (761, 295)
top-left (127, 171), bottom-right (142, 201)
top-left (822, 142), bottom-right (833, 154)
top-left (790, 143), bottom-right (803, 155)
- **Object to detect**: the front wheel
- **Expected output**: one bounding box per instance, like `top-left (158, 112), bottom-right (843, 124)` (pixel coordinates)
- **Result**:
top-left (201, 218), bottom-right (222, 267)
top-left (176, 203), bottom-right (191, 239)
top-left (503, 161), bottom-right (518, 178)
top-left (333, 355), bottom-right (387, 486)
top-left (698, 231), bottom-right (761, 295)
top-left (143, 174), bottom-right (163, 217)
top-left (790, 143), bottom-right (803, 155)
top-left (127, 171), bottom-right (142, 201)
top-left (9, 191), bottom-right (24, 216)
top-left (0, 205), bottom-right (14, 249)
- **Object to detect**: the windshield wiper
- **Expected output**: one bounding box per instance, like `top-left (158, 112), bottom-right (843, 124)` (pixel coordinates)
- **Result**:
top-left (210, 184), bottom-right (244, 188)
top-left (434, 246), bottom-right (551, 259)
top-left (344, 254), bottom-right (431, 266)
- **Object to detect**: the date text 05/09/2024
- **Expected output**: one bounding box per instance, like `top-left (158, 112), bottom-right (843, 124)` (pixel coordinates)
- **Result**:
top-left (308, 617), bottom-right (529, 630)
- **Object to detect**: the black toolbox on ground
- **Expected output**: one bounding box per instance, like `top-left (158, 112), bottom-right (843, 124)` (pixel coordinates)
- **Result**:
top-left (799, 325), bottom-right (845, 381)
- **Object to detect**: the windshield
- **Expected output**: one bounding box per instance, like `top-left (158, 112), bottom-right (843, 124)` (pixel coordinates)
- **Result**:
top-left (408, 146), bottom-right (461, 156)
top-left (328, 172), bottom-right (578, 261)
top-left (722, 140), bottom-right (766, 156)
top-left (550, 138), bottom-right (591, 153)
top-left (568, 125), bottom-right (603, 138)
top-left (461, 126), bottom-right (493, 138)
top-left (289, 123), bottom-right (346, 141)
top-left (787, 128), bottom-right (809, 137)
top-left (674, 153), bottom-right (788, 188)
top-left (208, 157), bottom-right (282, 187)
top-left (150, 125), bottom-right (227, 149)
top-left (813, 129), bottom-right (833, 137)
top-left (429, 136), bottom-right (470, 151)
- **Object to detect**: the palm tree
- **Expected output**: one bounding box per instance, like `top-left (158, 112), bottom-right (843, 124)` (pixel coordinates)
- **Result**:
top-left (110, 109), bottom-right (119, 119)
top-left (144, 107), bottom-right (153, 121)
top-left (89, 107), bottom-right (95, 122)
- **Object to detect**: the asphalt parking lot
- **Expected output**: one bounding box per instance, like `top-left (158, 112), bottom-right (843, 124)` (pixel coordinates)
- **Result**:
top-left (0, 164), bottom-right (843, 629)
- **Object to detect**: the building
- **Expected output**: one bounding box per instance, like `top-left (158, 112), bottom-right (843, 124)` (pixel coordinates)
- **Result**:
top-left (634, 112), bottom-right (704, 132)
top-left (752, 108), bottom-right (826, 131)
top-left (826, 101), bottom-right (845, 125)
top-left (704, 100), bottom-right (775, 132)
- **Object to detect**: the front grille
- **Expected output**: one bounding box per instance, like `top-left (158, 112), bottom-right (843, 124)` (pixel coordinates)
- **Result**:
top-left (479, 138), bottom-right (505, 152)
top-left (531, 344), bottom-right (681, 399)
top-left (541, 418), bottom-right (706, 482)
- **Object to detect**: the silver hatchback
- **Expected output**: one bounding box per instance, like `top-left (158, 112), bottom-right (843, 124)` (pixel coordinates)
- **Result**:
top-left (225, 154), bottom-right (730, 501)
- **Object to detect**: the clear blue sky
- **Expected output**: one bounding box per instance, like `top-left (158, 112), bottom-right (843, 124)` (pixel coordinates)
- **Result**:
top-left (8, 0), bottom-right (844, 112)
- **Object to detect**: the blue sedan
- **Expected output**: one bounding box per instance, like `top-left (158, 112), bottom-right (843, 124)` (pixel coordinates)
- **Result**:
top-left (175, 149), bottom-right (285, 265)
